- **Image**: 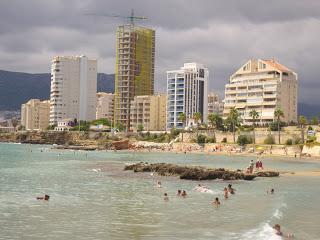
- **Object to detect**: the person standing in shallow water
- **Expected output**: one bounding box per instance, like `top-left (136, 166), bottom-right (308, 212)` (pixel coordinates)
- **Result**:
top-left (224, 187), bottom-right (229, 199)
top-left (163, 193), bottom-right (169, 201)
top-left (212, 197), bottom-right (220, 207)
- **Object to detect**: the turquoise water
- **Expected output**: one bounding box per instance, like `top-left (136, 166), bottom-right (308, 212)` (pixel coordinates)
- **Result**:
top-left (0, 143), bottom-right (320, 240)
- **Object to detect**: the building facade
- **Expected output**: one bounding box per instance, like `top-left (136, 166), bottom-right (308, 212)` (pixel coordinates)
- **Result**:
top-left (166, 63), bottom-right (209, 130)
top-left (96, 92), bottom-right (115, 121)
top-left (130, 94), bottom-right (166, 131)
top-left (114, 24), bottom-right (155, 130)
top-left (208, 92), bottom-right (224, 116)
top-left (223, 59), bottom-right (298, 124)
top-left (49, 55), bottom-right (97, 125)
top-left (21, 99), bottom-right (50, 130)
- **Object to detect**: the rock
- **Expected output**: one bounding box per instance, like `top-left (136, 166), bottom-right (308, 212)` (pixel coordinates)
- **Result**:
top-left (124, 162), bottom-right (280, 181)
top-left (112, 139), bottom-right (131, 150)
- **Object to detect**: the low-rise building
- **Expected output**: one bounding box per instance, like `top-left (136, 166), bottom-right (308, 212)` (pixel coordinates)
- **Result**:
top-left (96, 92), bottom-right (114, 121)
top-left (208, 92), bottom-right (224, 116)
top-left (21, 99), bottom-right (50, 130)
top-left (130, 95), bottom-right (166, 131)
top-left (223, 59), bottom-right (298, 124)
top-left (54, 118), bottom-right (74, 131)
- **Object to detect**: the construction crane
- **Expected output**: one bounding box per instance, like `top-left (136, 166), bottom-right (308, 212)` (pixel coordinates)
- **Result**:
top-left (85, 9), bottom-right (148, 26)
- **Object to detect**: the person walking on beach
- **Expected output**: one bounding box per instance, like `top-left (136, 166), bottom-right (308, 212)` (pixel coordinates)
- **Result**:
top-left (249, 160), bottom-right (254, 173)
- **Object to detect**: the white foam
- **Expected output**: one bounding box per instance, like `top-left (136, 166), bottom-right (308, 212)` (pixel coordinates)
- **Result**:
top-left (241, 223), bottom-right (282, 240)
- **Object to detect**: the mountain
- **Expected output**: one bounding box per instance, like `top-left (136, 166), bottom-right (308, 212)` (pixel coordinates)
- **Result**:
top-left (0, 70), bottom-right (114, 111)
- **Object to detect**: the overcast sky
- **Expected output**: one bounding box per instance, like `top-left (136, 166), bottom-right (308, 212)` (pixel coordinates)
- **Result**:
top-left (0, 0), bottom-right (320, 104)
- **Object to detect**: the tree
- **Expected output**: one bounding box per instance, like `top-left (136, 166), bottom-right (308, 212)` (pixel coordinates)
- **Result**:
top-left (208, 113), bottom-right (221, 141)
top-left (193, 112), bottom-right (202, 137)
top-left (298, 115), bottom-right (307, 144)
top-left (227, 107), bottom-right (241, 143)
top-left (178, 112), bottom-right (187, 141)
top-left (137, 124), bottom-right (144, 132)
top-left (274, 108), bottom-right (284, 144)
top-left (249, 109), bottom-right (260, 144)
top-left (310, 116), bottom-right (319, 125)
top-left (11, 118), bottom-right (19, 132)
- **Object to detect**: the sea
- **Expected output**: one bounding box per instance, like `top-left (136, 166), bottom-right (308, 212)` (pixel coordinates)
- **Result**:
top-left (0, 143), bottom-right (319, 240)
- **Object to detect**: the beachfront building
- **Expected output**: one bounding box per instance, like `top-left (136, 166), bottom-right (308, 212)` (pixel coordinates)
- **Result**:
top-left (96, 92), bottom-right (114, 121)
top-left (166, 63), bottom-right (209, 130)
top-left (114, 24), bottom-right (155, 131)
top-left (54, 118), bottom-right (74, 131)
top-left (21, 99), bottom-right (50, 130)
top-left (208, 92), bottom-right (224, 116)
top-left (129, 94), bottom-right (166, 131)
top-left (223, 59), bottom-right (298, 124)
top-left (49, 55), bottom-right (97, 125)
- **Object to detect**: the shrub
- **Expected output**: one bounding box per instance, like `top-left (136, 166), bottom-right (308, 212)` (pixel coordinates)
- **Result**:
top-left (221, 137), bottom-right (227, 143)
top-left (285, 138), bottom-right (293, 145)
top-left (307, 126), bottom-right (313, 131)
top-left (206, 136), bottom-right (216, 143)
top-left (269, 121), bottom-right (285, 131)
top-left (197, 134), bottom-right (207, 144)
top-left (137, 124), bottom-right (144, 132)
top-left (292, 134), bottom-right (301, 144)
top-left (264, 135), bottom-right (275, 144)
top-left (307, 135), bottom-right (317, 143)
top-left (237, 135), bottom-right (253, 146)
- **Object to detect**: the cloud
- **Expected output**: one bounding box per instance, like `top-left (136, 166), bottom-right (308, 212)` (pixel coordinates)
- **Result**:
top-left (0, 0), bottom-right (320, 105)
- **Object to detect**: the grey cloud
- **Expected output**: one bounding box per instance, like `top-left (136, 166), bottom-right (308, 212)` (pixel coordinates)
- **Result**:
top-left (0, 0), bottom-right (320, 105)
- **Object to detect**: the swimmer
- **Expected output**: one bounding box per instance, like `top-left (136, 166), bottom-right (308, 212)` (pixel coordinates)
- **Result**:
top-left (163, 193), bottom-right (169, 201)
top-left (267, 188), bottom-right (275, 194)
top-left (181, 190), bottom-right (187, 197)
top-left (273, 224), bottom-right (294, 239)
top-left (212, 197), bottom-right (220, 207)
top-left (224, 187), bottom-right (229, 199)
top-left (228, 184), bottom-right (235, 194)
top-left (177, 190), bottom-right (182, 196)
top-left (157, 181), bottom-right (162, 188)
top-left (37, 194), bottom-right (50, 201)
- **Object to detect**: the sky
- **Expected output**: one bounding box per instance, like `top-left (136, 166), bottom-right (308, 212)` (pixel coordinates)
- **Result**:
top-left (0, 0), bottom-right (320, 104)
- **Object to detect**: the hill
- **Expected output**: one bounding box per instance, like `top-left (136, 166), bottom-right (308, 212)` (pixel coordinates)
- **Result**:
top-left (0, 70), bottom-right (114, 111)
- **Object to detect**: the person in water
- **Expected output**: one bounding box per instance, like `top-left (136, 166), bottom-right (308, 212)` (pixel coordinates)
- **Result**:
top-left (273, 224), bottom-right (294, 239)
top-left (224, 187), bottom-right (229, 199)
top-left (177, 190), bottom-right (182, 196)
top-left (37, 194), bottom-right (50, 201)
top-left (267, 188), bottom-right (275, 194)
top-left (157, 181), bottom-right (162, 188)
top-left (163, 193), bottom-right (169, 201)
top-left (228, 184), bottom-right (235, 194)
top-left (212, 197), bottom-right (220, 207)
top-left (181, 190), bottom-right (187, 197)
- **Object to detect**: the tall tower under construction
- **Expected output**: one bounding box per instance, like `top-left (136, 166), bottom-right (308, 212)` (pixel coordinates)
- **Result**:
top-left (114, 24), bottom-right (155, 130)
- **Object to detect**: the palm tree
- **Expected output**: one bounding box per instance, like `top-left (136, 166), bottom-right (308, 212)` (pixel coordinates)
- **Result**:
top-left (274, 108), bottom-right (284, 144)
top-left (178, 112), bottom-right (187, 141)
top-left (11, 118), bottom-right (19, 132)
top-left (208, 113), bottom-right (220, 141)
top-left (298, 115), bottom-right (307, 144)
top-left (193, 112), bottom-right (202, 137)
top-left (228, 107), bottom-right (240, 143)
top-left (249, 109), bottom-right (260, 144)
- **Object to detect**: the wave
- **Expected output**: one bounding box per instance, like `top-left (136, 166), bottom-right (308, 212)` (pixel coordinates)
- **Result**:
top-left (240, 223), bottom-right (282, 240)
top-left (272, 202), bottom-right (287, 220)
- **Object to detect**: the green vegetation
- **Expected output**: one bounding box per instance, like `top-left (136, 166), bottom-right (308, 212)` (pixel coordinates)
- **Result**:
top-left (264, 135), bottom-right (275, 144)
top-left (249, 109), bottom-right (259, 144)
top-left (70, 120), bottom-right (90, 131)
top-left (285, 138), bottom-right (293, 145)
top-left (237, 135), bottom-right (253, 146)
top-left (114, 122), bottom-right (125, 132)
top-left (137, 124), bottom-right (144, 132)
top-left (91, 118), bottom-right (111, 126)
top-left (208, 113), bottom-right (222, 140)
top-left (298, 115), bottom-right (307, 144)
top-left (274, 108), bottom-right (284, 144)
top-left (225, 107), bottom-right (241, 143)
top-left (310, 116), bottom-right (319, 125)
top-left (46, 124), bottom-right (57, 130)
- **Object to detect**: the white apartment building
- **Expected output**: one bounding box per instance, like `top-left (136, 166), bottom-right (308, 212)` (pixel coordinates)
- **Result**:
top-left (130, 94), bottom-right (167, 131)
top-left (96, 92), bottom-right (114, 121)
top-left (208, 92), bottom-right (224, 116)
top-left (21, 99), bottom-right (50, 130)
top-left (166, 63), bottom-right (208, 130)
top-left (223, 59), bottom-right (298, 124)
top-left (49, 55), bottom-right (97, 125)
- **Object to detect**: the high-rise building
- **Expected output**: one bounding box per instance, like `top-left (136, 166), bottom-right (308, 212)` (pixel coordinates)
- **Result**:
top-left (21, 99), bottom-right (50, 130)
top-left (114, 24), bottom-right (155, 130)
top-left (96, 92), bottom-right (115, 121)
top-left (166, 63), bottom-right (209, 130)
top-left (208, 92), bottom-right (224, 116)
top-left (49, 55), bottom-right (97, 125)
top-left (130, 94), bottom-right (166, 131)
top-left (223, 59), bottom-right (298, 124)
